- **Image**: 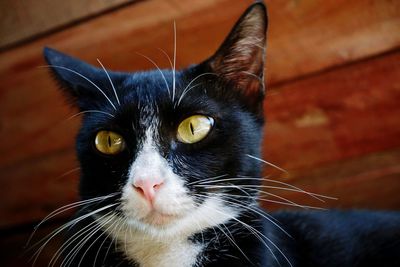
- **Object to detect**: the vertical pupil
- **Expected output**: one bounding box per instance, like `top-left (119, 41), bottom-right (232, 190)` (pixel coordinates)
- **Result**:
top-left (107, 135), bottom-right (112, 147)
top-left (189, 122), bottom-right (194, 135)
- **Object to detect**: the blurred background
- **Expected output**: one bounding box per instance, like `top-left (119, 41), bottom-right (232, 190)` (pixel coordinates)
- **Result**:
top-left (0, 0), bottom-right (399, 266)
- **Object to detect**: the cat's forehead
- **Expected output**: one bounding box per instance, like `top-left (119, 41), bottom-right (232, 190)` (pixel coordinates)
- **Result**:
top-left (126, 70), bottom-right (175, 99)
top-left (118, 71), bottom-right (169, 122)
top-left (121, 69), bottom-right (214, 118)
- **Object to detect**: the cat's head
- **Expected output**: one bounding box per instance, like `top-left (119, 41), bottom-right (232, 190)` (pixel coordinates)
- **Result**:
top-left (44, 3), bottom-right (267, 237)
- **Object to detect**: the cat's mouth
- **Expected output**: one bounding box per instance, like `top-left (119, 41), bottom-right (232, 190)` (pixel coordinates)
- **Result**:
top-left (141, 210), bottom-right (180, 226)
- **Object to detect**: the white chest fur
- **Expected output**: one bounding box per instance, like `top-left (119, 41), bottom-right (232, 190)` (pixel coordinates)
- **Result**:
top-left (121, 232), bottom-right (202, 267)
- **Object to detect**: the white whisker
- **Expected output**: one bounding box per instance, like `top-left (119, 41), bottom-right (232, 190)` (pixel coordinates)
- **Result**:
top-left (40, 65), bottom-right (117, 110)
top-left (218, 223), bottom-right (253, 264)
top-left (190, 195), bottom-right (253, 264)
top-left (195, 178), bottom-right (332, 202)
top-left (176, 72), bottom-right (217, 108)
top-left (97, 58), bottom-right (121, 106)
top-left (66, 110), bottom-right (115, 120)
top-left (27, 193), bottom-right (118, 248)
top-left (113, 216), bottom-right (127, 253)
top-left (62, 223), bottom-right (104, 267)
top-left (203, 193), bottom-right (292, 238)
top-left (193, 195), bottom-right (285, 266)
top-left (157, 48), bottom-right (174, 69)
top-left (50, 211), bottom-right (112, 267)
top-left (54, 167), bottom-right (81, 180)
top-left (199, 185), bottom-right (304, 207)
top-left (247, 154), bottom-right (288, 173)
top-left (93, 216), bottom-right (120, 267)
top-left (30, 203), bottom-right (118, 266)
top-left (136, 52), bottom-right (171, 97)
top-left (260, 177), bottom-right (337, 201)
top-left (102, 219), bottom-right (123, 265)
top-left (76, 215), bottom-right (116, 267)
top-left (202, 196), bottom-right (292, 267)
top-left (176, 83), bottom-right (202, 107)
top-left (172, 20), bottom-right (177, 102)
top-left (257, 197), bottom-right (327, 210)
top-left (26, 193), bottom-right (118, 250)
top-left (245, 185), bottom-right (328, 204)
top-left (187, 174), bottom-right (228, 186)
top-left (195, 184), bottom-right (327, 210)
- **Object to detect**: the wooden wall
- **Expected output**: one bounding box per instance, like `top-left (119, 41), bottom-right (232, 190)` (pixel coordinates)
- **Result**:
top-left (0, 0), bottom-right (131, 48)
top-left (0, 0), bottom-right (399, 266)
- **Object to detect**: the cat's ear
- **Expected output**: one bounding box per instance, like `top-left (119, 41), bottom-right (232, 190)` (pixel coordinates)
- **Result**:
top-left (207, 2), bottom-right (268, 108)
top-left (43, 47), bottom-right (120, 111)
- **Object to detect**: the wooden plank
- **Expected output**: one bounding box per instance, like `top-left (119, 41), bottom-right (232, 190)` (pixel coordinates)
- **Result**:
top-left (0, 0), bottom-right (254, 170)
top-left (1, 51), bottom-right (399, 228)
top-left (0, 223), bottom-right (64, 267)
top-left (0, 150), bottom-right (78, 228)
top-left (266, 0), bottom-right (400, 83)
top-left (262, 148), bottom-right (400, 211)
top-left (1, 146), bottom-right (399, 267)
top-left (1, 0), bottom-right (399, 81)
top-left (0, 152), bottom-right (398, 267)
top-left (1, 0), bottom-right (400, 228)
top-left (0, 0), bottom-right (131, 48)
top-left (263, 51), bottom-right (400, 171)
top-left (0, 0), bottom-right (399, 170)
top-left (1, 149), bottom-right (399, 228)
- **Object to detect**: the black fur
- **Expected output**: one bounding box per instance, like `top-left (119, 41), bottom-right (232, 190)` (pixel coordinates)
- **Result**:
top-left (43, 2), bottom-right (400, 266)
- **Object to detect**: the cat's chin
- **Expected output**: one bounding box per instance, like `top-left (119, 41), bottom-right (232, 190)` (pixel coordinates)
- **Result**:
top-left (140, 210), bottom-right (180, 226)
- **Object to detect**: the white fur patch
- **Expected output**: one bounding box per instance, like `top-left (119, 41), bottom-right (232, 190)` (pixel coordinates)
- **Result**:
top-left (97, 197), bottom-right (238, 267)
top-left (122, 128), bottom-right (194, 223)
top-left (94, 126), bottom-right (239, 266)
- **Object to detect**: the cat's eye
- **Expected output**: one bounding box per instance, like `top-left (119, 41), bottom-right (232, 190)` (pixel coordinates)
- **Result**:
top-left (95, 131), bottom-right (126, 155)
top-left (177, 115), bottom-right (214, 144)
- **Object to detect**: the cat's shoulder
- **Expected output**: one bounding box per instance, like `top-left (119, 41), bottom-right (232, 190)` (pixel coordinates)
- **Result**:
top-left (263, 210), bottom-right (400, 267)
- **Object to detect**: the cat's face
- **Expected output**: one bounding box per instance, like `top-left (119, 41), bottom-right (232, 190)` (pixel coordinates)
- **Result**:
top-left (45, 3), bottom-right (267, 237)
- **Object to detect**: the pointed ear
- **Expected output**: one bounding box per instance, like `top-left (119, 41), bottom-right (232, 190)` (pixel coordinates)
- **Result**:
top-left (208, 3), bottom-right (268, 106)
top-left (43, 47), bottom-right (120, 111)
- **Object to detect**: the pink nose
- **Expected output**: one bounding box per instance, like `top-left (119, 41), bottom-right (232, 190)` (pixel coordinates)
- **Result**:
top-left (133, 178), bottom-right (164, 202)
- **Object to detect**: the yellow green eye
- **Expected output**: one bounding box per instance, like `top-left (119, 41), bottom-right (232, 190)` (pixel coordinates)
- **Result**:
top-left (95, 131), bottom-right (126, 155)
top-left (177, 115), bottom-right (214, 144)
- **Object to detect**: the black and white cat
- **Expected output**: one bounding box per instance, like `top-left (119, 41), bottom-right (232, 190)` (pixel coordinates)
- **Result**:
top-left (41, 2), bottom-right (400, 267)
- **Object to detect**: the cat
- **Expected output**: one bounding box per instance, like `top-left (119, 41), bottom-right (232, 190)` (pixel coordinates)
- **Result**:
top-left (40, 2), bottom-right (400, 267)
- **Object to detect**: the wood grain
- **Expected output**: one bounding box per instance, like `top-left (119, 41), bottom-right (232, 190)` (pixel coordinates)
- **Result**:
top-left (266, 0), bottom-right (400, 83)
top-left (0, 150), bottom-right (78, 227)
top-left (262, 148), bottom-right (400, 211)
top-left (1, 152), bottom-right (399, 267)
top-left (2, 0), bottom-right (399, 82)
top-left (1, 0), bottom-right (399, 172)
top-left (0, 0), bottom-right (400, 228)
top-left (0, 0), bottom-right (131, 48)
top-left (1, 50), bottom-right (399, 228)
top-left (263, 51), bottom-right (400, 171)
top-left (0, 0), bottom-right (254, 171)
top-left (0, 223), bottom-right (65, 267)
